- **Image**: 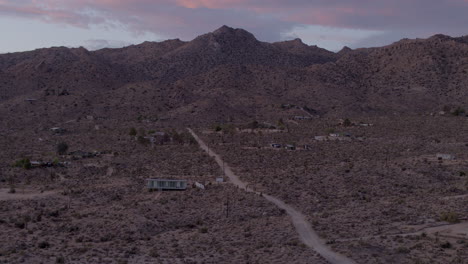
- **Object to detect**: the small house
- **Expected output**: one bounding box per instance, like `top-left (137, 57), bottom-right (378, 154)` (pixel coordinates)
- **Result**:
top-left (50, 127), bottom-right (65, 134)
top-left (285, 144), bottom-right (296, 150)
top-left (436, 154), bottom-right (455, 160)
top-left (329, 133), bottom-right (340, 137)
top-left (271, 143), bottom-right (282, 148)
top-left (147, 179), bottom-right (187, 190)
top-left (314, 136), bottom-right (327, 141)
top-left (303, 144), bottom-right (312, 150)
top-left (216, 177), bottom-right (224, 183)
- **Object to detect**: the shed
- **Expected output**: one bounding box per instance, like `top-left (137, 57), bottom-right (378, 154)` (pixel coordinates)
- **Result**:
top-left (147, 179), bottom-right (187, 190)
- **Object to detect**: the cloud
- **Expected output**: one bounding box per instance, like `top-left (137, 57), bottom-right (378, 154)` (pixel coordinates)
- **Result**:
top-left (83, 39), bottom-right (132, 50)
top-left (0, 0), bottom-right (467, 48)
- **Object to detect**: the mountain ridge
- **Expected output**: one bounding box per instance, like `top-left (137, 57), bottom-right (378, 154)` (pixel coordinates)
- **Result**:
top-left (0, 25), bottom-right (467, 125)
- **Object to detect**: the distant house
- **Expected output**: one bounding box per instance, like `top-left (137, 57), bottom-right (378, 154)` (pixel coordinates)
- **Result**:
top-left (50, 127), bottom-right (65, 134)
top-left (329, 133), bottom-right (340, 137)
top-left (271, 143), bottom-right (282, 148)
top-left (314, 136), bottom-right (327, 141)
top-left (216, 177), bottom-right (224, 183)
top-left (436, 153), bottom-right (455, 160)
top-left (30, 161), bottom-right (44, 168)
top-left (285, 144), bottom-right (296, 150)
top-left (303, 144), bottom-right (312, 150)
top-left (147, 179), bottom-right (187, 190)
top-left (359, 123), bottom-right (373, 127)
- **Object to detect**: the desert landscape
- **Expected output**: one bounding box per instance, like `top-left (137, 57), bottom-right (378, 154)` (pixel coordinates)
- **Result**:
top-left (0, 26), bottom-right (467, 263)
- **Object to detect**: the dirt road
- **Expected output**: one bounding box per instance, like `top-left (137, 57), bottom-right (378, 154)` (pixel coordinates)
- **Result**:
top-left (188, 128), bottom-right (356, 264)
top-left (0, 188), bottom-right (57, 201)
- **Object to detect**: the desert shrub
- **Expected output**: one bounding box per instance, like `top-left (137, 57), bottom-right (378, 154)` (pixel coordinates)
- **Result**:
top-left (172, 131), bottom-right (184, 144)
top-left (56, 142), bottom-right (69, 155)
top-left (137, 136), bottom-right (149, 145)
top-left (13, 158), bottom-right (31, 169)
top-left (343, 118), bottom-right (352, 127)
top-left (14, 221), bottom-right (25, 229)
top-left (452, 107), bottom-right (466, 116)
top-left (396, 247), bottom-right (411, 253)
top-left (440, 241), bottom-right (452, 249)
top-left (38, 241), bottom-right (50, 249)
top-left (55, 256), bottom-right (65, 264)
top-left (277, 119), bottom-right (286, 130)
top-left (247, 120), bottom-right (259, 129)
top-left (129, 127), bottom-right (137, 136)
top-left (440, 212), bottom-right (459, 223)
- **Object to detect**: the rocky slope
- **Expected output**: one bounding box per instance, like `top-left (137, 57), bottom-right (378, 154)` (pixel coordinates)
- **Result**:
top-left (0, 26), bottom-right (467, 124)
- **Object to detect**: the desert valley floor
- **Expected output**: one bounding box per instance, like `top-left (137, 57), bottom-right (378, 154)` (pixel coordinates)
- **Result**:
top-left (0, 112), bottom-right (467, 264)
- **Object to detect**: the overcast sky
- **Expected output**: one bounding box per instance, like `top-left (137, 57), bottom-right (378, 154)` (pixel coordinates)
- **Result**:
top-left (0, 0), bottom-right (467, 53)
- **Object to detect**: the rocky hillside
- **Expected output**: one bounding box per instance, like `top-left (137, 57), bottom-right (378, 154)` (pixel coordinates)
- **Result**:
top-left (0, 26), bottom-right (467, 125)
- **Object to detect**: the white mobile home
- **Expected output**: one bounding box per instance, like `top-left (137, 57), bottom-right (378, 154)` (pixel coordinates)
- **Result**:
top-left (147, 179), bottom-right (187, 190)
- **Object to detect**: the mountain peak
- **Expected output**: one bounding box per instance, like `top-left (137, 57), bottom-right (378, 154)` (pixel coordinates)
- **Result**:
top-left (338, 46), bottom-right (352, 54)
top-left (213, 25), bottom-right (235, 34)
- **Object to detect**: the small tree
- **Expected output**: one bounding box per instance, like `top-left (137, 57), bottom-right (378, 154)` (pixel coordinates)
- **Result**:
top-left (129, 127), bottom-right (137, 136)
top-left (343, 118), bottom-right (352, 127)
top-left (277, 119), bottom-right (286, 130)
top-left (57, 142), bottom-right (69, 155)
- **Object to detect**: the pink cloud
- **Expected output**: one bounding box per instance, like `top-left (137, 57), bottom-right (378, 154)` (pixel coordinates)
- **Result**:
top-left (0, 0), bottom-right (466, 43)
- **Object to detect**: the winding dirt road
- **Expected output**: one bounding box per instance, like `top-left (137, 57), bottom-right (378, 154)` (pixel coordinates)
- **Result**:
top-left (188, 128), bottom-right (356, 264)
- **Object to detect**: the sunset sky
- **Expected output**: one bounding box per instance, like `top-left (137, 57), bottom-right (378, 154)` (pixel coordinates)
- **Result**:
top-left (0, 0), bottom-right (467, 53)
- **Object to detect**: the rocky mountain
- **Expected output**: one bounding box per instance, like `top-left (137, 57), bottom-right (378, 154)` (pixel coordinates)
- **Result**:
top-left (0, 26), bottom-right (467, 125)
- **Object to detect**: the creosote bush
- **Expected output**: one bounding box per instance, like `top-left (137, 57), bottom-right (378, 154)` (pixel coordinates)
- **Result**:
top-left (13, 158), bottom-right (31, 169)
top-left (129, 127), bottom-right (137, 136)
top-left (57, 142), bottom-right (69, 155)
top-left (440, 212), bottom-right (459, 223)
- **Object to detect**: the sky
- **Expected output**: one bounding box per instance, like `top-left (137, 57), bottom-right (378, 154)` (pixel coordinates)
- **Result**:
top-left (0, 0), bottom-right (467, 53)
